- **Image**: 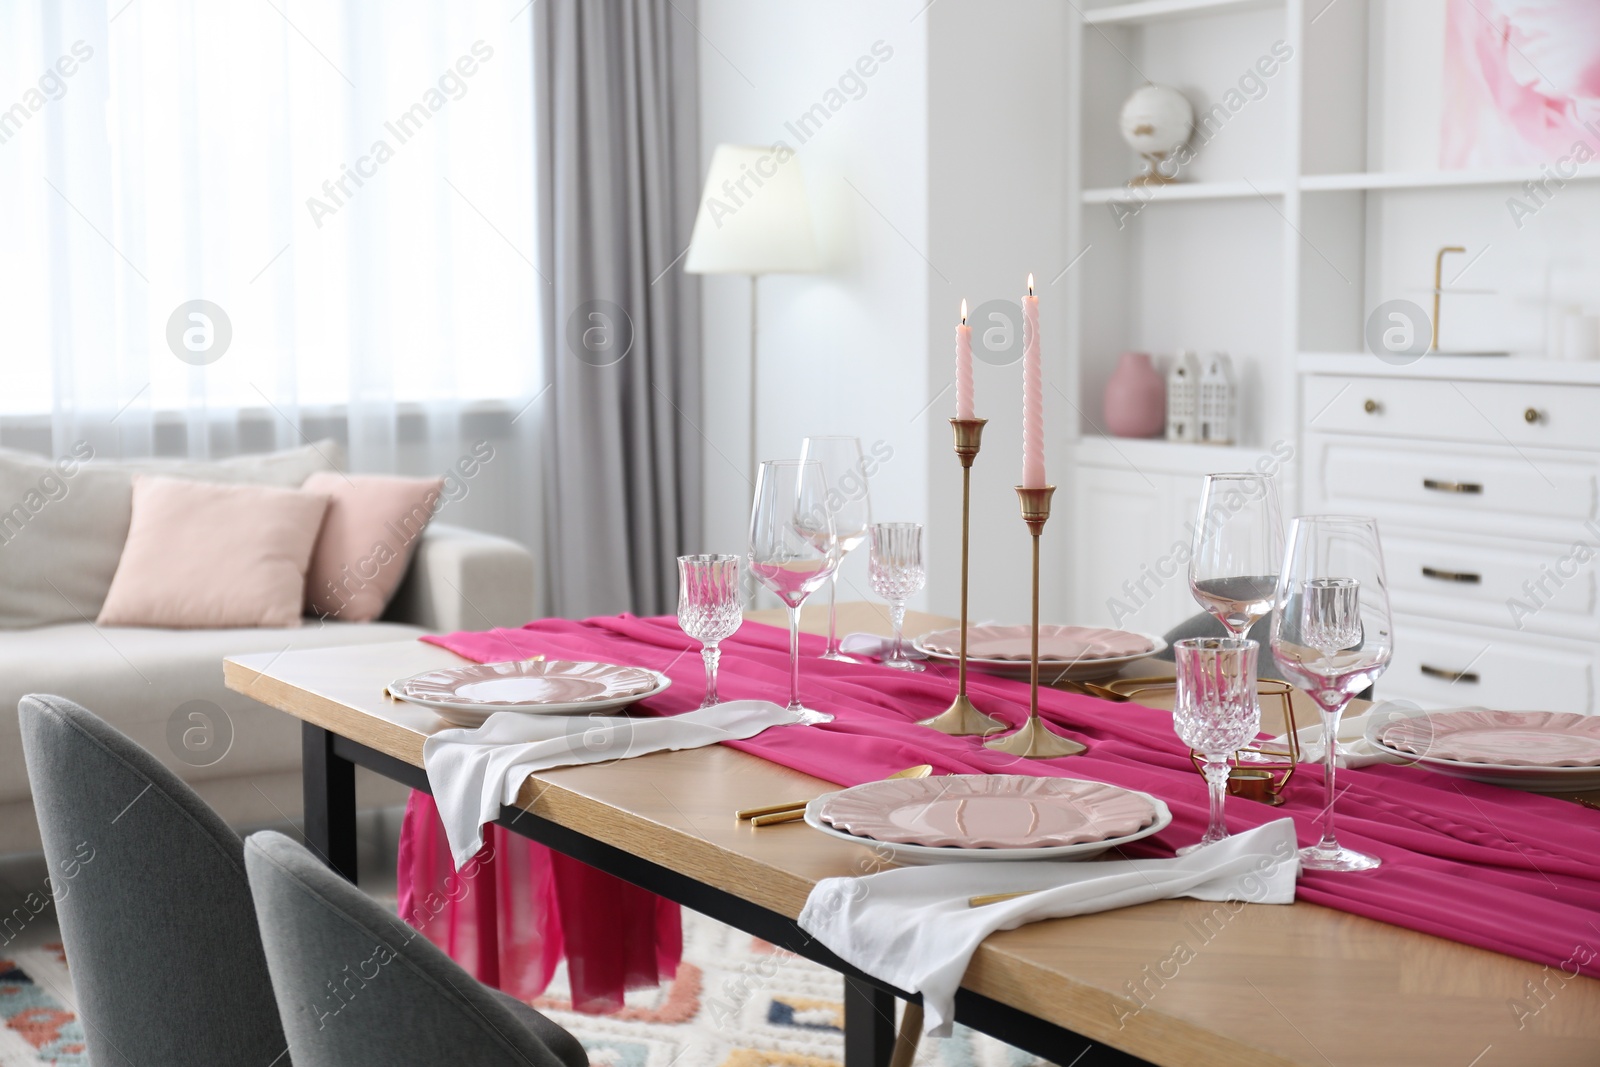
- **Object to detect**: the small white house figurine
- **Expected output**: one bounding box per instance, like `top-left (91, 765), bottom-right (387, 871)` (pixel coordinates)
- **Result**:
top-left (1199, 352), bottom-right (1237, 445)
top-left (1165, 351), bottom-right (1201, 442)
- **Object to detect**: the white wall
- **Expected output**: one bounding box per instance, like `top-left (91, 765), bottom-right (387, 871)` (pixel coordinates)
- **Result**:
top-left (697, 0), bottom-right (931, 608)
top-left (924, 0), bottom-right (1071, 623)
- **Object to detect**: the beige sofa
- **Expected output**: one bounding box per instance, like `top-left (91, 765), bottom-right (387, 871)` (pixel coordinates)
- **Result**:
top-left (0, 444), bottom-right (535, 854)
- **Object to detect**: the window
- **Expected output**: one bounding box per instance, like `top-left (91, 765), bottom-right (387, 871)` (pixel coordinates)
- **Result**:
top-left (0, 0), bottom-right (541, 419)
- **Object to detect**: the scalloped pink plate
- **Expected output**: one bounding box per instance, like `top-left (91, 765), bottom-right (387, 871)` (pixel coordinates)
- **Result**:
top-left (393, 660), bottom-right (660, 707)
top-left (918, 624), bottom-right (1154, 662)
top-left (816, 775), bottom-right (1159, 849)
top-left (1379, 710), bottom-right (1600, 767)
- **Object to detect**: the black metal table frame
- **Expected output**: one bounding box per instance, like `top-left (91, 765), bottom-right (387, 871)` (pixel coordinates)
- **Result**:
top-left (303, 721), bottom-right (1147, 1067)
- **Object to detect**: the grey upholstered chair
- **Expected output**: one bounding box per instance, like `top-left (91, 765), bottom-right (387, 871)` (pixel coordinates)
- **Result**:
top-left (17, 693), bottom-right (291, 1066)
top-left (1156, 612), bottom-right (1286, 680)
top-left (245, 830), bottom-right (587, 1067)
top-left (1158, 612), bottom-right (1376, 699)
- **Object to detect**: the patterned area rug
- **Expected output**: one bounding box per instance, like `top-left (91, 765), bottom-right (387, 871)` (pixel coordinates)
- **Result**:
top-left (0, 911), bottom-right (1052, 1067)
top-left (525, 908), bottom-right (1052, 1067)
top-left (0, 946), bottom-right (86, 1066)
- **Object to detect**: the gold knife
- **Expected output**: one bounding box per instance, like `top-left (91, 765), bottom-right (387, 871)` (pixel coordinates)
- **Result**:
top-left (736, 764), bottom-right (933, 823)
top-left (967, 890), bottom-right (1037, 908)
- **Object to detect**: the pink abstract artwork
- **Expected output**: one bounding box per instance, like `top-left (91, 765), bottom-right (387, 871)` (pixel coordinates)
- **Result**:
top-left (1442, 0), bottom-right (1600, 168)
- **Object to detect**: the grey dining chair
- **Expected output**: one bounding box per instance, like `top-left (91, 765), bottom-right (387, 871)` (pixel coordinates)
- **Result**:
top-left (17, 693), bottom-right (291, 1066)
top-left (245, 830), bottom-right (587, 1067)
top-left (1156, 611), bottom-right (1286, 680)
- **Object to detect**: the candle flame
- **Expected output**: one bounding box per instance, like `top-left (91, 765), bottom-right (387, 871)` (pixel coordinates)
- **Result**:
top-left (960, 298), bottom-right (967, 323)
top-left (1027, 272), bottom-right (1035, 295)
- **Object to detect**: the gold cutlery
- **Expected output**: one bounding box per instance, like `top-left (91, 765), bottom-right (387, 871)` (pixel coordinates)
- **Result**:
top-left (737, 764), bottom-right (933, 824)
top-left (967, 890), bottom-right (1038, 908)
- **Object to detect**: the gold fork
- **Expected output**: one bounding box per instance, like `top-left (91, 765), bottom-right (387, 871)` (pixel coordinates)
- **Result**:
top-left (739, 764), bottom-right (934, 826)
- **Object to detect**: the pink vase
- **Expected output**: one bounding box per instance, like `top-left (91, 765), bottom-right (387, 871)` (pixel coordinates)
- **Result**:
top-left (1103, 352), bottom-right (1166, 438)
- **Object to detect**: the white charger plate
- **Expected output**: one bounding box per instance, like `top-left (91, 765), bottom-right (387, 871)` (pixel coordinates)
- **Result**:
top-left (912, 632), bottom-right (1166, 682)
top-left (802, 788), bottom-right (1172, 865)
top-left (1362, 708), bottom-right (1600, 793)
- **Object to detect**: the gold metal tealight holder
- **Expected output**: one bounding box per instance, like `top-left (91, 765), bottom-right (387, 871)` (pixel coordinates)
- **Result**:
top-left (985, 486), bottom-right (1087, 759)
top-left (920, 419), bottom-right (1006, 737)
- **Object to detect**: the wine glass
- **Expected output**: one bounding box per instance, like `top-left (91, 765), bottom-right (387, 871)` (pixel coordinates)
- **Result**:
top-left (1270, 516), bottom-right (1393, 872)
top-left (677, 555), bottom-right (742, 708)
top-left (867, 523), bottom-right (926, 671)
top-left (748, 461), bottom-right (839, 724)
top-left (1189, 472), bottom-right (1284, 636)
top-left (800, 435), bottom-right (872, 662)
top-left (1172, 637), bottom-right (1261, 854)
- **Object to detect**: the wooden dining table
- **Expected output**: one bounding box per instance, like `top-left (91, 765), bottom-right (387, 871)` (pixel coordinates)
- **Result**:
top-left (223, 602), bottom-right (1600, 1067)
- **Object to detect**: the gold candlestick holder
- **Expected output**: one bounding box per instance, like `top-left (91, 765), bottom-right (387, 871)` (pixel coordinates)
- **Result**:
top-left (985, 485), bottom-right (1087, 759)
top-left (920, 419), bottom-right (1005, 737)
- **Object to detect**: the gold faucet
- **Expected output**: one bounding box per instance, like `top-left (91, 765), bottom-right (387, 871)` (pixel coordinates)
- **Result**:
top-left (1432, 246), bottom-right (1466, 351)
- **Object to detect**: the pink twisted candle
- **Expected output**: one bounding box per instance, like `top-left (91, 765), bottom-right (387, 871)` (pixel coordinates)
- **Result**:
top-left (955, 298), bottom-right (975, 419)
top-left (1021, 274), bottom-right (1046, 488)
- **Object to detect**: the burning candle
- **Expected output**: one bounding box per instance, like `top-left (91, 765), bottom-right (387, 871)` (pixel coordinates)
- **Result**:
top-left (955, 299), bottom-right (975, 420)
top-left (1021, 274), bottom-right (1046, 488)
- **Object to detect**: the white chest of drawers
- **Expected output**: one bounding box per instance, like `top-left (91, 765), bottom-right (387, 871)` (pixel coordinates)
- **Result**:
top-left (1301, 362), bottom-right (1600, 713)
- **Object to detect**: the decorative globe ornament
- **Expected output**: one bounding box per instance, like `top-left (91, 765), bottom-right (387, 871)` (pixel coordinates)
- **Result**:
top-left (1118, 84), bottom-right (1194, 186)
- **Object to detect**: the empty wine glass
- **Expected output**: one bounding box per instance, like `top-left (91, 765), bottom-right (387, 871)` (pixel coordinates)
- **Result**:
top-left (1189, 473), bottom-right (1284, 636)
top-left (1270, 516), bottom-right (1393, 872)
top-left (748, 461), bottom-right (839, 724)
top-left (800, 435), bottom-right (872, 662)
top-left (677, 555), bottom-right (742, 708)
top-left (1173, 637), bottom-right (1261, 854)
top-left (867, 523), bottom-right (926, 672)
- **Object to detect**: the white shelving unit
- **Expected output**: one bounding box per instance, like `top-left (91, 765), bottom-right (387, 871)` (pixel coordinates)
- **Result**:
top-left (1061, 0), bottom-right (1600, 644)
top-left (1082, 0), bottom-right (1284, 28)
top-left (1079, 178), bottom-right (1283, 203)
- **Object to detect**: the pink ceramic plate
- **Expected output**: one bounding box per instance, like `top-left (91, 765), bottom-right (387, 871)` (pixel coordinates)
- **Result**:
top-left (1379, 710), bottom-right (1600, 767)
top-left (392, 660), bottom-right (661, 708)
top-left (816, 775), bottom-right (1159, 849)
top-left (918, 624), bottom-right (1154, 662)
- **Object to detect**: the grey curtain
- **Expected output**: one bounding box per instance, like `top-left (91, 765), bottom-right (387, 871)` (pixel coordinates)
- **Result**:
top-left (533, 0), bottom-right (703, 617)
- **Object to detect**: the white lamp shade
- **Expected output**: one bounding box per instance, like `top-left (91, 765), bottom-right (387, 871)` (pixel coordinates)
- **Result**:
top-left (684, 144), bottom-right (820, 275)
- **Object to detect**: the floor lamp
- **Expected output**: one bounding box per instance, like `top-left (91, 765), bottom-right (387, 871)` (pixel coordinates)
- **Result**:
top-left (684, 145), bottom-right (820, 562)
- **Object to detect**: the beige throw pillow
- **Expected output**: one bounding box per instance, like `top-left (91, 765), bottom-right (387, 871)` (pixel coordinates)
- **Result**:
top-left (302, 473), bottom-right (445, 622)
top-left (0, 440), bottom-right (342, 629)
top-left (96, 476), bottom-right (331, 629)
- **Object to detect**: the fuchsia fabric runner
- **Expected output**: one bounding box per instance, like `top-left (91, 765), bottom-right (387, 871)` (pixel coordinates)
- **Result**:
top-left (399, 614), bottom-right (1600, 1010)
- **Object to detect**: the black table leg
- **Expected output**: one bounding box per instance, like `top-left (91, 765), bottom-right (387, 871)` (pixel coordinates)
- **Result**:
top-left (302, 721), bottom-right (359, 882)
top-left (843, 977), bottom-right (897, 1067)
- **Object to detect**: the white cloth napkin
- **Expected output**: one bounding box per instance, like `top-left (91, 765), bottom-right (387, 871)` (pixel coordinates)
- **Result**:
top-left (1267, 711), bottom-right (1395, 768)
top-left (798, 818), bottom-right (1300, 1036)
top-left (839, 633), bottom-right (927, 660)
top-left (423, 700), bottom-right (800, 868)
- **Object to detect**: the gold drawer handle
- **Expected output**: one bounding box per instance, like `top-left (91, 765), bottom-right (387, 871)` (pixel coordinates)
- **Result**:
top-left (1422, 478), bottom-right (1483, 494)
top-left (1421, 566), bottom-right (1481, 584)
top-left (1420, 663), bottom-right (1480, 684)
top-left (1525, 407), bottom-right (1543, 424)
top-left (1363, 399), bottom-right (1382, 414)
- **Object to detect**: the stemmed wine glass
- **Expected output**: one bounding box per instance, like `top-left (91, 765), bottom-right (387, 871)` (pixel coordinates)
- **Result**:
top-left (1189, 472), bottom-right (1284, 636)
top-left (1270, 516), bottom-right (1393, 872)
top-left (800, 436), bottom-right (872, 662)
top-left (1172, 637), bottom-right (1261, 853)
top-left (748, 460), bottom-right (839, 724)
top-left (867, 523), bottom-right (926, 671)
top-left (677, 554), bottom-right (742, 708)
top-left (1189, 472), bottom-right (1283, 766)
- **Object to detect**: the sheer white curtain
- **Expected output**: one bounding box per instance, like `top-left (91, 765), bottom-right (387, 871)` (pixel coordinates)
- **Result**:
top-left (0, 0), bottom-right (543, 558)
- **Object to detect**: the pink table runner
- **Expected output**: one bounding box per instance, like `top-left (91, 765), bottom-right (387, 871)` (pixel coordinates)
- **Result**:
top-left (399, 614), bottom-right (1600, 1011)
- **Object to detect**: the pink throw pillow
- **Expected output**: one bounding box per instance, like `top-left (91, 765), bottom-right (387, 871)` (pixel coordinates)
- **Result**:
top-left (302, 473), bottom-right (445, 622)
top-left (97, 475), bottom-right (331, 629)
